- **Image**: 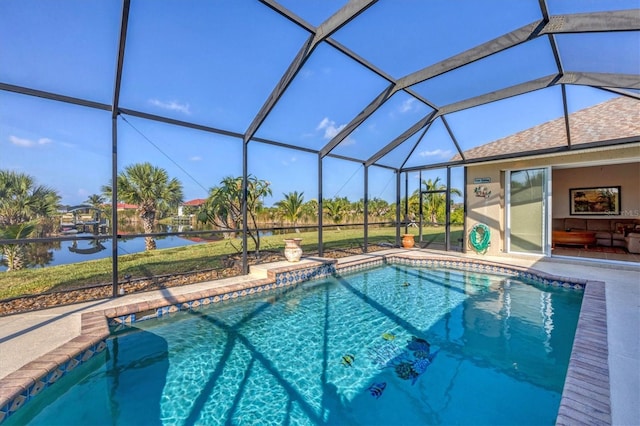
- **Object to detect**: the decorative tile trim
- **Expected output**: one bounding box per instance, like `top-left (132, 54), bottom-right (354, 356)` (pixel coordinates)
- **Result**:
top-left (394, 255), bottom-right (587, 289)
top-left (106, 261), bottom-right (337, 328)
top-left (335, 257), bottom-right (385, 275)
top-left (335, 253), bottom-right (587, 290)
top-left (0, 253), bottom-right (602, 424)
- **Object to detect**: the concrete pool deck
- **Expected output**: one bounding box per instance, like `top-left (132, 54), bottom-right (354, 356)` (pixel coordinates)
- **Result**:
top-left (0, 249), bottom-right (638, 424)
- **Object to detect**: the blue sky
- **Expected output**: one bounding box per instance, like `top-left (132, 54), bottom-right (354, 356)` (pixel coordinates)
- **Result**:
top-left (0, 0), bottom-right (637, 207)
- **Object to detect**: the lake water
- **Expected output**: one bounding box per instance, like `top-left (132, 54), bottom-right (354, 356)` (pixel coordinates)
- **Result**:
top-left (0, 234), bottom-right (202, 272)
top-left (0, 228), bottom-right (276, 272)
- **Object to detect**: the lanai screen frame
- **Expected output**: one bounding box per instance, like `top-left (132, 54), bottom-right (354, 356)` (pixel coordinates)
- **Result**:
top-left (0, 0), bottom-right (638, 297)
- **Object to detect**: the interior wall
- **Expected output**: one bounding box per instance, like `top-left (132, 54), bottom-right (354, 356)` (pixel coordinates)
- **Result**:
top-left (552, 163), bottom-right (640, 219)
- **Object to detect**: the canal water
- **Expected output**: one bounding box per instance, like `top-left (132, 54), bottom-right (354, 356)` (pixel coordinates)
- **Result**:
top-left (0, 227), bottom-right (277, 272)
top-left (0, 233), bottom-right (203, 272)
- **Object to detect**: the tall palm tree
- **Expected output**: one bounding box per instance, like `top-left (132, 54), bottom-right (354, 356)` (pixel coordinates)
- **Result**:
top-left (102, 163), bottom-right (183, 251)
top-left (0, 170), bottom-right (60, 271)
top-left (197, 175), bottom-right (271, 256)
top-left (275, 191), bottom-right (305, 228)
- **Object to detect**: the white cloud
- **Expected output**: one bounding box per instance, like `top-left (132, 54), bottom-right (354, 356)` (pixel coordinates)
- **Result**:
top-left (190, 156), bottom-right (202, 161)
top-left (400, 98), bottom-right (417, 113)
top-left (418, 149), bottom-right (452, 158)
top-left (9, 135), bottom-right (52, 147)
top-left (9, 136), bottom-right (33, 147)
top-left (340, 135), bottom-right (356, 146)
top-left (149, 99), bottom-right (191, 115)
top-left (316, 117), bottom-right (346, 140)
top-left (281, 156), bottom-right (297, 166)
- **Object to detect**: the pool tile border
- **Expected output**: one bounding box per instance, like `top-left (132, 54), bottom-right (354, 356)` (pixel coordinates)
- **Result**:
top-left (0, 253), bottom-right (609, 424)
top-left (105, 260), bottom-right (338, 328)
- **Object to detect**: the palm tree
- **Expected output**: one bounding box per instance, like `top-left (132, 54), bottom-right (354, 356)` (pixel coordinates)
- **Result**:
top-left (102, 163), bottom-right (183, 251)
top-left (197, 175), bottom-right (271, 256)
top-left (0, 170), bottom-right (60, 227)
top-left (301, 199), bottom-right (318, 223)
top-left (367, 197), bottom-right (391, 220)
top-left (324, 197), bottom-right (350, 227)
top-left (84, 194), bottom-right (105, 209)
top-left (414, 177), bottom-right (462, 225)
top-left (275, 191), bottom-right (305, 229)
top-left (0, 170), bottom-right (60, 271)
top-left (352, 199), bottom-right (365, 221)
top-left (0, 222), bottom-right (36, 271)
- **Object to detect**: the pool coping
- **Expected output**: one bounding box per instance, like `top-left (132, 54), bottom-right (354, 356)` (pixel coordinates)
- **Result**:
top-left (0, 252), bottom-right (610, 424)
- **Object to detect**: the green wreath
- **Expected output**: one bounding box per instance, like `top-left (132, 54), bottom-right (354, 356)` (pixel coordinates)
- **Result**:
top-left (469, 223), bottom-right (491, 254)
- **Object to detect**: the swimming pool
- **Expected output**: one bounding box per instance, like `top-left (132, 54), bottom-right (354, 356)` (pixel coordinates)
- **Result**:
top-left (5, 262), bottom-right (583, 425)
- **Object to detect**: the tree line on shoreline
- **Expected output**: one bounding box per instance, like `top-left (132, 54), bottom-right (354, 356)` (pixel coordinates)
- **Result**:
top-left (1, 164), bottom-right (462, 271)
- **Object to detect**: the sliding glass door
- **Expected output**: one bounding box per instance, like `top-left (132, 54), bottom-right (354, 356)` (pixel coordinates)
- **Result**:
top-left (506, 168), bottom-right (550, 255)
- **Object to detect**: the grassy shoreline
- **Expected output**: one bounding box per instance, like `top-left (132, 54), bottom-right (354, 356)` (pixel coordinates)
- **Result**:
top-left (0, 227), bottom-right (462, 300)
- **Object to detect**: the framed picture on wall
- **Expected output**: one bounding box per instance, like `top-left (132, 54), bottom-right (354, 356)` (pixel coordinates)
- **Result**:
top-left (569, 186), bottom-right (620, 215)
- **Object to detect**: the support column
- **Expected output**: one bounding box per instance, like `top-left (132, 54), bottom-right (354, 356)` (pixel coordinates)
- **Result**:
top-left (318, 154), bottom-right (323, 257)
top-left (363, 164), bottom-right (368, 253)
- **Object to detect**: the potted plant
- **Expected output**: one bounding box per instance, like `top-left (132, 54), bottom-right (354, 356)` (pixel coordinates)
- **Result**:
top-left (284, 238), bottom-right (303, 262)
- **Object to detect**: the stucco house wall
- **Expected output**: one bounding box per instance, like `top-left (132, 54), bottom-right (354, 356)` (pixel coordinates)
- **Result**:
top-left (465, 144), bottom-right (640, 255)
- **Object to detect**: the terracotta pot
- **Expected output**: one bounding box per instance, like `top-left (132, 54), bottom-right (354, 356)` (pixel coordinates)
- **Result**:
top-left (402, 234), bottom-right (415, 249)
top-left (284, 238), bottom-right (303, 262)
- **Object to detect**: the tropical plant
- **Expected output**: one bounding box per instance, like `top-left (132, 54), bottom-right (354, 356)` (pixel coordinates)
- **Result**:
top-left (414, 177), bottom-right (462, 224)
top-left (301, 199), bottom-right (319, 223)
top-left (102, 163), bottom-right (184, 250)
top-left (352, 199), bottom-right (365, 220)
top-left (197, 175), bottom-right (272, 256)
top-left (0, 170), bottom-right (60, 271)
top-left (84, 194), bottom-right (106, 209)
top-left (0, 222), bottom-right (36, 271)
top-left (450, 205), bottom-right (464, 224)
top-left (323, 197), bottom-right (350, 227)
top-left (275, 191), bottom-right (305, 228)
top-left (401, 195), bottom-right (420, 220)
top-left (0, 170), bottom-right (61, 227)
top-left (367, 197), bottom-right (391, 219)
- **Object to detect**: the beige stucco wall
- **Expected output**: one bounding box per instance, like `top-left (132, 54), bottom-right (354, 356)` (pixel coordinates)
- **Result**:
top-left (465, 144), bottom-right (640, 255)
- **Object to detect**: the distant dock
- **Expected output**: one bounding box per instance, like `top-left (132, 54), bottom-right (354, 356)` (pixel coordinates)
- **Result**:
top-left (171, 215), bottom-right (194, 225)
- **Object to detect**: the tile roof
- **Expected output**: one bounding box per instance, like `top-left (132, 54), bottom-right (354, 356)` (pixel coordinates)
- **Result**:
top-left (116, 203), bottom-right (138, 210)
top-left (182, 198), bottom-right (207, 206)
top-left (452, 96), bottom-right (640, 161)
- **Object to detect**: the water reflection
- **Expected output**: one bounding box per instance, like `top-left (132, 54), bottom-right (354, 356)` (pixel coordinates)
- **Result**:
top-left (0, 228), bottom-right (207, 272)
top-left (1, 223), bottom-right (278, 272)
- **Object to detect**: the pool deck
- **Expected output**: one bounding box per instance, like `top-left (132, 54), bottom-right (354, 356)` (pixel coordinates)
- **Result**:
top-left (0, 249), bottom-right (638, 425)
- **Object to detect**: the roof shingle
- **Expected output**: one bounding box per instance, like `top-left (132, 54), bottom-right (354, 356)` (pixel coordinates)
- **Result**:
top-left (453, 96), bottom-right (640, 161)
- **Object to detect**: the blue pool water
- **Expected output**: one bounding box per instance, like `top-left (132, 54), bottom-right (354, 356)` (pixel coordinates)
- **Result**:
top-left (8, 265), bottom-right (583, 425)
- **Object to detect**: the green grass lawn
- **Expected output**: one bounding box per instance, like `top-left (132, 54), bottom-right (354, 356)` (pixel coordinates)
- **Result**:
top-left (0, 226), bottom-right (462, 300)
